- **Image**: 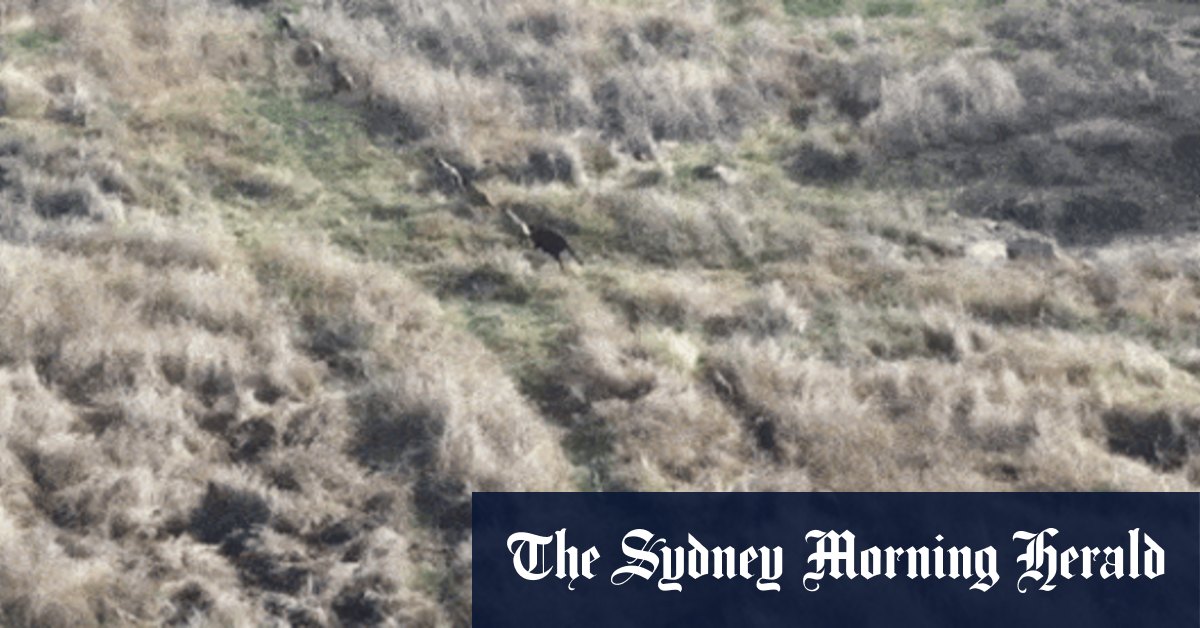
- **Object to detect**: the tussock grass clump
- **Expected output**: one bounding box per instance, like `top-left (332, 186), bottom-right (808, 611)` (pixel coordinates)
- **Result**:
top-left (1101, 407), bottom-right (1200, 472)
top-left (3, 0), bottom-right (1200, 622)
top-left (784, 139), bottom-right (863, 184)
top-left (598, 190), bottom-right (760, 267)
top-left (288, 0), bottom-right (791, 158)
top-left (703, 330), bottom-right (1190, 491)
top-left (251, 241), bottom-right (573, 511)
top-left (1054, 117), bottom-right (1163, 155)
top-left (31, 177), bottom-right (123, 222)
top-left (867, 55), bottom-right (1025, 154)
top-left (823, 49), bottom-right (893, 121)
top-left (0, 129), bottom-right (133, 241)
top-left (0, 218), bottom-right (571, 622)
top-left (597, 377), bottom-right (752, 490)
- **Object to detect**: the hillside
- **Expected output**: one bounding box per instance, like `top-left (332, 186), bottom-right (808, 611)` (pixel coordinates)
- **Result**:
top-left (1, 0), bottom-right (1200, 624)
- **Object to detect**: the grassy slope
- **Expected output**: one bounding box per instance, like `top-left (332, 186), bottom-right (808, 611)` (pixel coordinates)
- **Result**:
top-left (1, 0), bottom-right (1200, 624)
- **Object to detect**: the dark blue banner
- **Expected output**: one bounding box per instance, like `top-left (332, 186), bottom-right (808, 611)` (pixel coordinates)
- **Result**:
top-left (473, 493), bottom-right (1199, 627)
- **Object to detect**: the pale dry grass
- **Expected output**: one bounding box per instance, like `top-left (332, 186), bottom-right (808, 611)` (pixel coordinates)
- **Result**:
top-left (0, 217), bottom-right (574, 623)
top-left (866, 54), bottom-right (1025, 154)
top-left (1, 0), bottom-right (1199, 624)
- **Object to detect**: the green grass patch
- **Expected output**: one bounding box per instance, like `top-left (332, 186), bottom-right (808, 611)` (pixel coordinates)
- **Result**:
top-left (782, 0), bottom-right (845, 18)
top-left (865, 1), bottom-right (918, 18)
top-left (831, 30), bottom-right (858, 49)
top-left (235, 89), bottom-right (376, 180)
top-left (199, 88), bottom-right (443, 264)
top-left (10, 28), bottom-right (61, 54)
top-left (457, 298), bottom-right (569, 380)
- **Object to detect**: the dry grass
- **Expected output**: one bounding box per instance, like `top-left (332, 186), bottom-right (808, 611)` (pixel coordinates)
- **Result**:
top-left (866, 54), bottom-right (1025, 154)
top-left (1, 0), bottom-right (1199, 624)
